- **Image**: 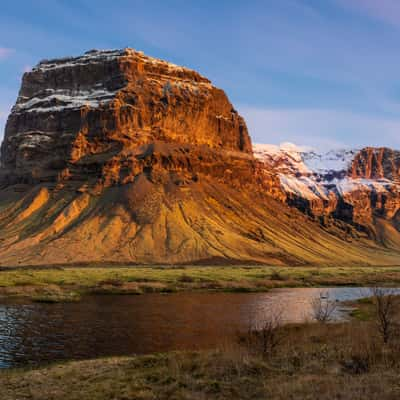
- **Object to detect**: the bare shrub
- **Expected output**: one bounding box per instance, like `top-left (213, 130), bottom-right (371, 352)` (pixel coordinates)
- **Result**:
top-left (239, 306), bottom-right (284, 357)
top-left (370, 287), bottom-right (397, 344)
top-left (311, 292), bottom-right (337, 323)
top-left (341, 353), bottom-right (370, 374)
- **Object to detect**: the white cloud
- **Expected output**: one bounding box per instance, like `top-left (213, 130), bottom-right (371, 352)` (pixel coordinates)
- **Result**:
top-left (0, 47), bottom-right (14, 60)
top-left (0, 115), bottom-right (6, 142)
top-left (0, 108), bottom-right (10, 141)
top-left (239, 106), bottom-right (400, 151)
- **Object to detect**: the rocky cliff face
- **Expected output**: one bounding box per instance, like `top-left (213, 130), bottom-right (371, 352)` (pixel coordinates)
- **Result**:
top-left (351, 147), bottom-right (400, 180)
top-left (254, 143), bottom-right (400, 246)
top-left (1, 49), bottom-right (251, 187)
top-left (0, 49), bottom-right (399, 266)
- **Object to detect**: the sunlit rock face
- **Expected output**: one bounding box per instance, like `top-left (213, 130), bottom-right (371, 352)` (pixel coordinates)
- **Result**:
top-left (351, 147), bottom-right (400, 180)
top-left (0, 49), bottom-right (251, 186)
top-left (254, 143), bottom-right (400, 239)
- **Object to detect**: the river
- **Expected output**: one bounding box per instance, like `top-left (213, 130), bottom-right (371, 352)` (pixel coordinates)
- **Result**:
top-left (0, 287), bottom-right (385, 368)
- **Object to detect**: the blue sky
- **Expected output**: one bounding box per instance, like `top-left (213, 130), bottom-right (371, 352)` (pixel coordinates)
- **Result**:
top-left (1, 0), bottom-right (400, 150)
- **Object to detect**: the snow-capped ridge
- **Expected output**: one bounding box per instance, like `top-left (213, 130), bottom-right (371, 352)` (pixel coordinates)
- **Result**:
top-left (254, 142), bottom-right (400, 199)
top-left (254, 142), bottom-right (358, 177)
top-left (33, 48), bottom-right (210, 83)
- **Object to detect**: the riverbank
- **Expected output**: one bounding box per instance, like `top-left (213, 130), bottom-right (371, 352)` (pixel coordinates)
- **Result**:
top-left (1, 265), bottom-right (400, 302)
top-left (2, 313), bottom-right (400, 400)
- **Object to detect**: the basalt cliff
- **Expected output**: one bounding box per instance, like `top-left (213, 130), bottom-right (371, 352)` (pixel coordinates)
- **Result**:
top-left (0, 49), bottom-right (399, 266)
top-left (255, 144), bottom-right (400, 250)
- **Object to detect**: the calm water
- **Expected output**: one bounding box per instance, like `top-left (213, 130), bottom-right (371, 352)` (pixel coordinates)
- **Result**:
top-left (0, 287), bottom-right (387, 368)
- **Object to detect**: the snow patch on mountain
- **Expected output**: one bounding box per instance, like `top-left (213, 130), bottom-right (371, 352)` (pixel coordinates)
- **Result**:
top-left (254, 143), bottom-right (399, 200)
top-left (14, 89), bottom-right (118, 114)
top-left (253, 142), bottom-right (358, 177)
top-left (33, 48), bottom-right (208, 82)
top-left (302, 149), bottom-right (359, 176)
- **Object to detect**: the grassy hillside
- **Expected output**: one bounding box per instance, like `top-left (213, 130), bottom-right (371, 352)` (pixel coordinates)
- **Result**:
top-left (0, 180), bottom-right (399, 267)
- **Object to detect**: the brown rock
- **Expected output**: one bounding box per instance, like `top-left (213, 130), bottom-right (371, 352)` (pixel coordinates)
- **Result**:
top-left (351, 147), bottom-right (400, 180)
top-left (1, 49), bottom-right (251, 186)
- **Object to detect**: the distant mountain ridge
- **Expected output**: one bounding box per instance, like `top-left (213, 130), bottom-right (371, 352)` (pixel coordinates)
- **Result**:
top-left (255, 143), bottom-right (400, 247)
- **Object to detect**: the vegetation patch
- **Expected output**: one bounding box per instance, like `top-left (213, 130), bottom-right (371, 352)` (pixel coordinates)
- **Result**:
top-left (0, 265), bottom-right (400, 302)
top-left (32, 292), bottom-right (81, 303)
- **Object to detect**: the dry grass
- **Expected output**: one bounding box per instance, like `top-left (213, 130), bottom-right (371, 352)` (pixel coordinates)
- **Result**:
top-left (1, 264), bottom-right (400, 301)
top-left (2, 315), bottom-right (400, 399)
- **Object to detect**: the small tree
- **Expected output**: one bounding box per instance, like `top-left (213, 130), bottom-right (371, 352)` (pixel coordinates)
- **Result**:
top-left (311, 292), bottom-right (337, 323)
top-left (370, 287), bottom-right (396, 344)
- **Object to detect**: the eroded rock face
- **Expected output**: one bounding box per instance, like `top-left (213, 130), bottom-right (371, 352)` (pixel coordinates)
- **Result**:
top-left (1, 49), bottom-right (251, 186)
top-left (351, 147), bottom-right (400, 180)
top-left (254, 143), bottom-right (400, 240)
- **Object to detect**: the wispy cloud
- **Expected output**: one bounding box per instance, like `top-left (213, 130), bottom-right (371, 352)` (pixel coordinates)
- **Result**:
top-left (0, 47), bottom-right (14, 60)
top-left (0, 103), bottom-right (12, 140)
top-left (239, 106), bottom-right (400, 151)
top-left (337, 0), bottom-right (400, 27)
top-left (0, 111), bottom-right (7, 141)
top-left (0, 110), bottom-right (8, 121)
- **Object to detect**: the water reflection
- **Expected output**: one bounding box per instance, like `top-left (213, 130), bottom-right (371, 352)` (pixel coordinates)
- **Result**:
top-left (0, 287), bottom-right (393, 368)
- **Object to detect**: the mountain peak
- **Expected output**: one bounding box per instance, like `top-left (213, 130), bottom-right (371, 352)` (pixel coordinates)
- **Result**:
top-left (1, 48), bottom-right (251, 186)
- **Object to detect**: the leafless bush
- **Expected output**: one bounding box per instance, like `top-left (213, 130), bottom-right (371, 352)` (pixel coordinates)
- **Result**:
top-left (370, 287), bottom-right (397, 344)
top-left (341, 354), bottom-right (370, 374)
top-left (310, 292), bottom-right (337, 323)
top-left (239, 306), bottom-right (284, 357)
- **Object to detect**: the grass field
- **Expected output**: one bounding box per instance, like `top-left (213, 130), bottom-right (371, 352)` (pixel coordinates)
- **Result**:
top-left (1, 265), bottom-right (400, 301)
top-left (2, 304), bottom-right (400, 400)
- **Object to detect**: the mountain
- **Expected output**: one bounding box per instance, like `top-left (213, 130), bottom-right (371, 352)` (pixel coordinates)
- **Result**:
top-left (254, 143), bottom-right (400, 248)
top-left (0, 49), bottom-right (399, 266)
